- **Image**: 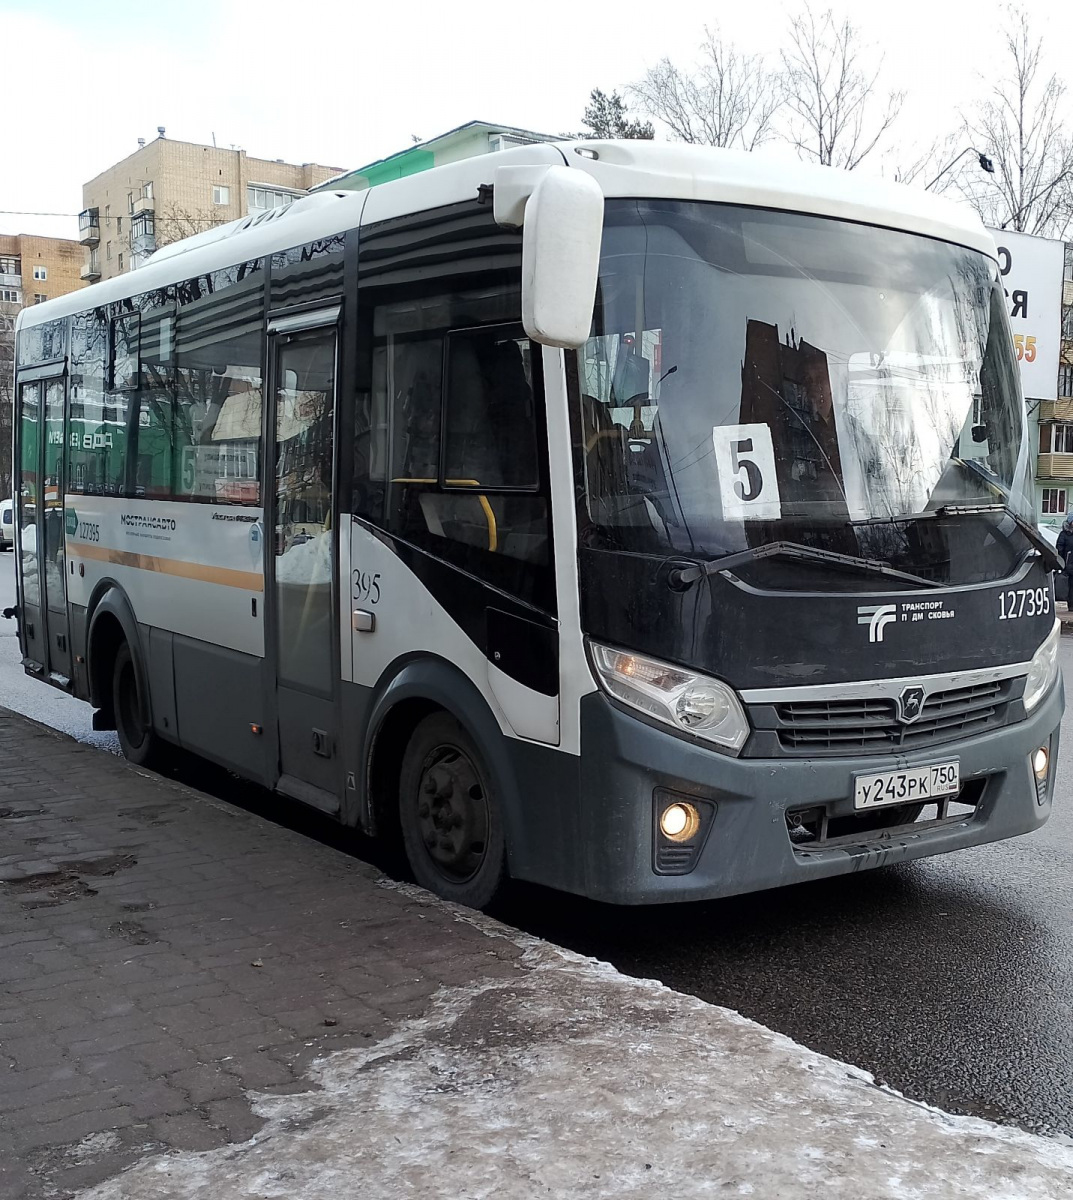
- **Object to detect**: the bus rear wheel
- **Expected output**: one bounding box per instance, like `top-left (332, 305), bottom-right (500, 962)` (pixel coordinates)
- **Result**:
top-left (112, 641), bottom-right (165, 769)
top-left (398, 712), bottom-right (507, 910)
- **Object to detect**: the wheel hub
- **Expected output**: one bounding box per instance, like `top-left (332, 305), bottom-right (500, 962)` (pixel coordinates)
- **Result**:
top-left (416, 747), bottom-right (487, 883)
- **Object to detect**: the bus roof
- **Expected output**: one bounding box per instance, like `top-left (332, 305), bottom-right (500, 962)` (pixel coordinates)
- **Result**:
top-left (18, 140), bottom-right (994, 333)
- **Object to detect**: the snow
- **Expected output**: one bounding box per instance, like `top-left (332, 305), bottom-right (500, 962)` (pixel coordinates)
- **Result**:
top-left (275, 529), bottom-right (330, 584)
top-left (78, 894), bottom-right (1073, 1200)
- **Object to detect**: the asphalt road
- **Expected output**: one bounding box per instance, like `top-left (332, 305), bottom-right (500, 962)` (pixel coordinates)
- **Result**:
top-left (3, 548), bottom-right (1073, 1140)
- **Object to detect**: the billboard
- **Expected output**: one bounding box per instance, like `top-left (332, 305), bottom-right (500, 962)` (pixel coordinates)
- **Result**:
top-left (987, 227), bottom-right (1065, 400)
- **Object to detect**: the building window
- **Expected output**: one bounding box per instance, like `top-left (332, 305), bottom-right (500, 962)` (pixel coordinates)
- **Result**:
top-left (118, 252), bottom-right (124, 273)
top-left (1060, 365), bottom-right (1073, 398)
top-left (1046, 423), bottom-right (1073, 454)
top-left (106, 242), bottom-right (112, 260)
top-left (1042, 488), bottom-right (1067, 515)
top-left (143, 181), bottom-right (153, 201)
top-left (213, 185), bottom-right (230, 205)
top-left (117, 217), bottom-right (123, 235)
top-left (32, 265), bottom-right (47, 281)
top-left (0, 288), bottom-right (20, 303)
top-left (34, 294), bottom-right (47, 304)
top-left (247, 185), bottom-right (298, 214)
top-left (1065, 247), bottom-right (1073, 283)
top-left (0, 256), bottom-right (20, 275)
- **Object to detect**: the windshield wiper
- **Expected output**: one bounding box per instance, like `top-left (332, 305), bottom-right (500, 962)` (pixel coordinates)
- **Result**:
top-left (668, 540), bottom-right (942, 590)
top-left (851, 504), bottom-right (1063, 571)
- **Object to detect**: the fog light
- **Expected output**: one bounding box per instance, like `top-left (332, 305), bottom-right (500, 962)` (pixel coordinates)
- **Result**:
top-left (659, 801), bottom-right (700, 843)
top-left (1033, 747), bottom-right (1049, 779)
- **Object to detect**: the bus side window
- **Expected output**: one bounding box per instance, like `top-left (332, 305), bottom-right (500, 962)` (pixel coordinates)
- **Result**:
top-left (173, 266), bottom-right (265, 504)
top-left (361, 309), bottom-right (549, 576)
top-left (133, 305), bottom-right (176, 498)
top-left (69, 308), bottom-right (108, 496)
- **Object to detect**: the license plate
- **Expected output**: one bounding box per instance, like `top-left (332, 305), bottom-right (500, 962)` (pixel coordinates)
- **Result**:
top-left (853, 761), bottom-right (960, 810)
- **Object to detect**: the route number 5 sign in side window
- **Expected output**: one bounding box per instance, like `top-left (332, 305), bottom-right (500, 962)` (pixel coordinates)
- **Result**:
top-left (712, 423), bottom-right (782, 521)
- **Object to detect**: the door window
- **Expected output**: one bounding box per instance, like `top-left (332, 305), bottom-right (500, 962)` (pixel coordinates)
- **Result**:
top-left (274, 333), bottom-right (336, 694)
top-left (43, 379), bottom-right (66, 614)
top-left (18, 382), bottom-right (41, 607)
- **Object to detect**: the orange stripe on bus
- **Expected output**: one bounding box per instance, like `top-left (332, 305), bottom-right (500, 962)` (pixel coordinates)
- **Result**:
top-left (73, 542), bottom-right (264, 592)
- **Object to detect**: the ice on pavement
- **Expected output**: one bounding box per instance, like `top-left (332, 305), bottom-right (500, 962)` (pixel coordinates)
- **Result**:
top-left (79, 914), bottom-right (1073, 1200)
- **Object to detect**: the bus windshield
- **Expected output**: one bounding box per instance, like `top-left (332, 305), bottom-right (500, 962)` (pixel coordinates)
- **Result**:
top-left (578, 200), bottom-right (1033, 585)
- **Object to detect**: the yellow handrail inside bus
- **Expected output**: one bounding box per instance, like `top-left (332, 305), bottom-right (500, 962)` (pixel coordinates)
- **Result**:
top-left (390, 478), bottom-right (498, 553)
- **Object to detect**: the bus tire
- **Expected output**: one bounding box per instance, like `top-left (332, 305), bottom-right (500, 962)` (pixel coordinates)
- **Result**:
top-left (398, 711), bottom-right (507, 911)
top-left (112, 640), bottom-right (165, 770)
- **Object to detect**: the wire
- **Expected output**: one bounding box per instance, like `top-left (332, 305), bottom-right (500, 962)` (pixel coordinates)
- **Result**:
top-left (0, 211), bottom-right (153, 224)
top-left (0, 210), bottom-right (86, 219)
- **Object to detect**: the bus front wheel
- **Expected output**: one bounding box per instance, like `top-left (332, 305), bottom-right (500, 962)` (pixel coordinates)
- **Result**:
top-left (398, 712), bottom-right (507, 910)
top-left (112, 641), bottom-right (164, 769)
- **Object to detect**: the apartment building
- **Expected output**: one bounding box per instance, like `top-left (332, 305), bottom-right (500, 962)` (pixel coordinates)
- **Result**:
top-left (1035, 246), bottom-right (1073, 524)
top-left (0, 232), bottom-right (85, 309)
top-left (80, 130), bottom-right (344, 281)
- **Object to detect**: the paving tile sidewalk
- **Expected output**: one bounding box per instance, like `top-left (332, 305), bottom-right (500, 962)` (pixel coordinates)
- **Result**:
top-left (0, 707), bottom-right (525, 1199)
top-left (3, 706), bottom-right (1073, 1200)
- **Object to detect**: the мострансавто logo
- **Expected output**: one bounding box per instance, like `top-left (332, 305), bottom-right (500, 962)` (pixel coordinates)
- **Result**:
top-left (120, 513), bottom-right (176, 532)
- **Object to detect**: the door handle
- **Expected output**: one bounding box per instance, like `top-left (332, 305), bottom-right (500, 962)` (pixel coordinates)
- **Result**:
top-left (352, 610), bottom-right (376, 633)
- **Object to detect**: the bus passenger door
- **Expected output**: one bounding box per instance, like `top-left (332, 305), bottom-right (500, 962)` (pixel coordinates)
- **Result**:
top-left (15, 374), bottom-right (71, 683)
top-left (268, 314), bottom-right (341, 812)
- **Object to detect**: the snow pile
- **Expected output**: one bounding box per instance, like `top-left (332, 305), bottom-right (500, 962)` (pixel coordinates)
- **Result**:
top-left (275, 529), bottom-right (330, 584)
top-left (79, 925), bottom-right (1073, 1200)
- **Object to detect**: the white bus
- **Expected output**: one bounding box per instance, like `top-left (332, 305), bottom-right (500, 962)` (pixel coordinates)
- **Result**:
top-left (9, 141), bottom-right (1063, 908)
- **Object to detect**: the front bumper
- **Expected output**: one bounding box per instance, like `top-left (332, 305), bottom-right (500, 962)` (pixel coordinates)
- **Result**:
top-left (572, 677), bottom-right (1063, 905)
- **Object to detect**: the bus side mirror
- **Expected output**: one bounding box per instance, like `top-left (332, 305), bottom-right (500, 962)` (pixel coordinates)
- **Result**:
top-left (520, 167), bottom-right (603, 350)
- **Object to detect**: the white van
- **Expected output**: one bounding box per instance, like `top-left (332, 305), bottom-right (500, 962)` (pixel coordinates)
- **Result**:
top-left (0, 498), bottom-right (13, 552)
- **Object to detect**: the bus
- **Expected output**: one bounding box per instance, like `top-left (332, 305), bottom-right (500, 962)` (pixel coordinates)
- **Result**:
top-left (8, 141), bottom-right (1063, 909)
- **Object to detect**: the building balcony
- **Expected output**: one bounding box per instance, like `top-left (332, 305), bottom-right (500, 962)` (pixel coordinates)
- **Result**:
top-left (1037, 453), bottom-right (1073, 481)
top-left (80, 260), bottom-right (101, 282)
top-left (0, 272), bottom-right (21, 289)
top-left (78, 209), bottom-right (100, 246)
top-left (1038, 400), bottom-right (1073, 423)
top-left (131, 195), bottom-right (154, 217)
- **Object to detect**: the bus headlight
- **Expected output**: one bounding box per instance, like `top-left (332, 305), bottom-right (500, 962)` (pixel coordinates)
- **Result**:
top-left (1024, 619), bottom-right (1061, 712)
top-left (590, 643), bottom-right (749, 753)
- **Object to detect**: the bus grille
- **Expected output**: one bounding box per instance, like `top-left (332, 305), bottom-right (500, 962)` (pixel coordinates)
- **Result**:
top-left (772, 679), bottom-right (1013, 755)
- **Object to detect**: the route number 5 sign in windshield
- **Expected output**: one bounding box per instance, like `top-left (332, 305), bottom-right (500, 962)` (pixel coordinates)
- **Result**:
top-left (712, 423), bottom-right (782, 521)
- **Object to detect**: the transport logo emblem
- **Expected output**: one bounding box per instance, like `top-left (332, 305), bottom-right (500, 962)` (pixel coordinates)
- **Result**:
top-left (857, 603), bottom-right (897, 643)
top-left (897, 685), bottom-right (926, 724)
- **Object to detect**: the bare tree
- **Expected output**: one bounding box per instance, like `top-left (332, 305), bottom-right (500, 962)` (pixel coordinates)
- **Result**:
top-left (891, 133), bottom-right (966, 192)
top-left (154, 205), bottom-right (228, 250)
top-left (960, 9), bottom-right (1073, 236)
top-left (779, 4), bottom-right (903, 170)
top-left (629, 26), bottom-right (780, 149)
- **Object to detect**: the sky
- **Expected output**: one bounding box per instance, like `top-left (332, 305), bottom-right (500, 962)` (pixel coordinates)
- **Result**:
top-left (3, 0), bottom-right (1073, 241)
